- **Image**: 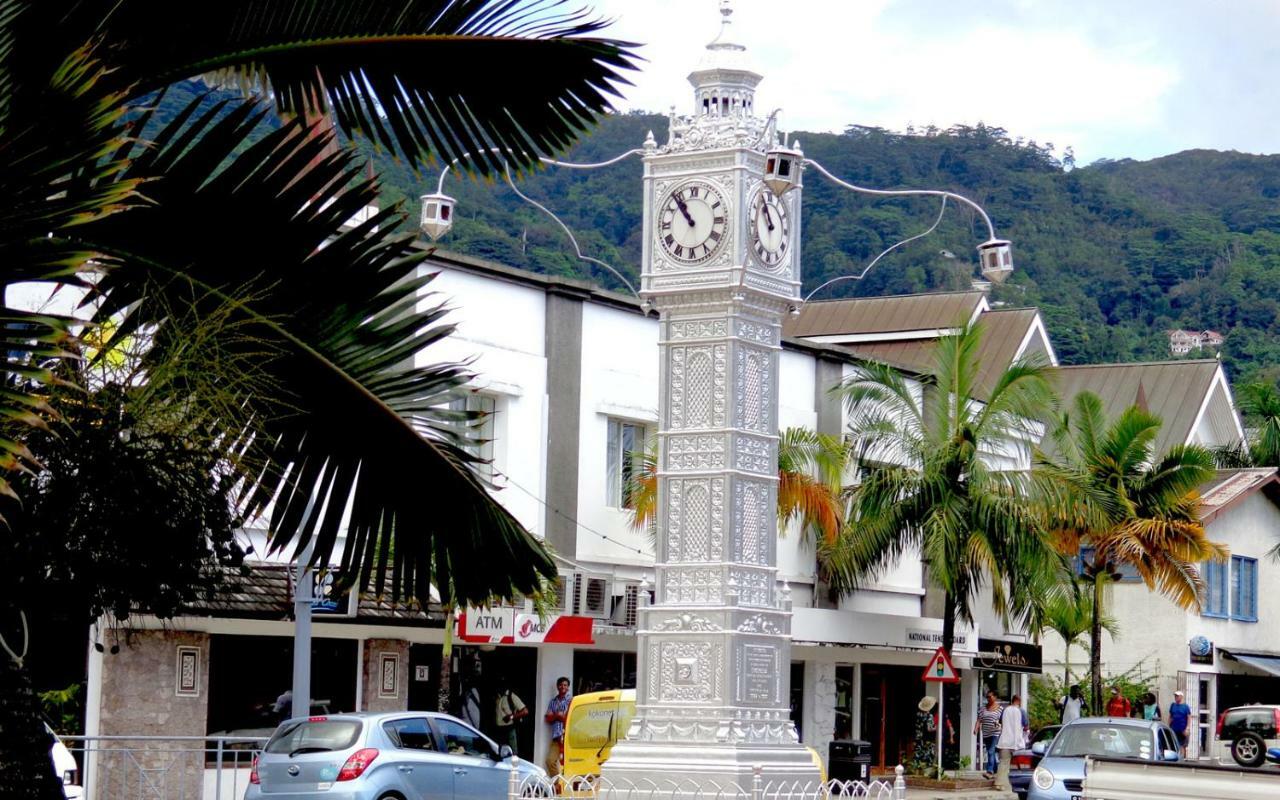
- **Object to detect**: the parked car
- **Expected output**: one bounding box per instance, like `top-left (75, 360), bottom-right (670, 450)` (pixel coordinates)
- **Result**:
top-left (245, 711), bottom-right (544, 800)
top-left (1084, 754), bottom-right (1280, 799)
top-left (1028, 717), bottom-right (1181, 800)
top-left (42, 724), bottom-right (84, 800)
top-left (1213, 704), bottom-right (1280, 768)
top-left (1010, 725), bottom-right (1060, 799)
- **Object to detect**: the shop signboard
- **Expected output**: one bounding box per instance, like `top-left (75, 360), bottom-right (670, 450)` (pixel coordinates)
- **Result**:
top-left (458, 608), bottom-right (595, 645)
top-left (1189, 635), bottom-right (1214, 665)
top-left (977, 637), bottom-right (1042, 674)
top-left (906, 628), bottom-right (970, 650)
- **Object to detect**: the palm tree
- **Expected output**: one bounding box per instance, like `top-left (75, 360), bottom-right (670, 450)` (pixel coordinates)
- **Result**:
top-left (1213, 383), bottom-right (1280, 468)
top-left (0, 2), bottom-right (637, 793)
top-left (824, 322), bottom-right (1058, 655)
top-left (1036, 392), bottom-right (1224, 715)
top-left (629, 427), bottom-right (851, 547)
top-left (1034, 579), bottom-right (1119, 690)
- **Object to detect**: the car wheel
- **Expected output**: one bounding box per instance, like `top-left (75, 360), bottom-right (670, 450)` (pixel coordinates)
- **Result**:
top-left (377, 793), bottom-right (407, 800)
top-left (1233, 731), bottom-right (1267, 768)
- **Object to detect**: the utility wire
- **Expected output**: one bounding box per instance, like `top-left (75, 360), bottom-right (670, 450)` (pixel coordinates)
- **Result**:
top-left (501, 473), bottom-right (651, 558)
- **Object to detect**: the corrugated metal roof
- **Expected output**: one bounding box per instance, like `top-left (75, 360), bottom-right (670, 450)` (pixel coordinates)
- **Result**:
top-left (1198, 468), bottom-right (1280, 524)
top-left (841, 308), bottom-right (1042, 396)
top-left (1051, 360), bottom-right (1222, 456)
top-left (784, 291), bottom-right (987, 338)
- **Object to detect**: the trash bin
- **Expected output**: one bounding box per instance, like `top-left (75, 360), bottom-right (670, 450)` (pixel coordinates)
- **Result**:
top-left (828, 739), bottom-right (872, 784)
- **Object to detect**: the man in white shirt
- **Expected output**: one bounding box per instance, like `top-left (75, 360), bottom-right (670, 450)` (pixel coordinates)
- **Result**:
top-left (994, 695), bottom-right (1028, 791)
top-left (1060, 684), bottom-right (1084, 724)
top-left (494, 682), bottom-right (528, 751)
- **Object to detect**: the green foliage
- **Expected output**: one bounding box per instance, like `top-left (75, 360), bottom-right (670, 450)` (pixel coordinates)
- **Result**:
top-left (1029, 665), bottom-right (1159, 731)
top-left (353, 113), bottom-right (1280, 384)
top-left (38, 684), bottom-right (80, 737)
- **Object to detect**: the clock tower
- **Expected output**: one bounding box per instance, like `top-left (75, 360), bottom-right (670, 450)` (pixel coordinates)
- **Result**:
top-left (601, 1), bottom-right (819, 787)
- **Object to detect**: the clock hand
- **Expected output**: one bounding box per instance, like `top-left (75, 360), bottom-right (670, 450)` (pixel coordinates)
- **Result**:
top-left (761, 202), bottom-right (776, 232)
top-left (672, 194), bottom-right (696, 228)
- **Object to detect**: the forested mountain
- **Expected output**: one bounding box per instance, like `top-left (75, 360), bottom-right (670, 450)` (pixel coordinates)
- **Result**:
top-left (163, 83), bottom-right (1280, 387)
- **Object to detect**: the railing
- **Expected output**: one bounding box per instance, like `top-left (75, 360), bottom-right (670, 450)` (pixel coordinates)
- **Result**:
top-left (62, 735), bottom-right (267, 800)
top-left (511, 766), bottom-right (908, 800)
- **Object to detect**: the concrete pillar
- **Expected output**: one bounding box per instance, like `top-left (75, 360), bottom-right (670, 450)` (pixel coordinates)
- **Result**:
top-left (960, 669), bottom-right (979, 768)
top-left (361, 638), bottom-right (410, 712)
top-left (534, 647), bottom-right (574, 770)
top-left (95, 630), bottom-right (210, 800)
top-left (543, 285), bottom-right (589, 557)
top-left (803, 661), bottom-right (837, 768)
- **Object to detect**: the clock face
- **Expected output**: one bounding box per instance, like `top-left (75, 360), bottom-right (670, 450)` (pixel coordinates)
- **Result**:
top-left (749, 188), bottom-right (790, 269)
top-left (657, 181), bottom-right (729, 265)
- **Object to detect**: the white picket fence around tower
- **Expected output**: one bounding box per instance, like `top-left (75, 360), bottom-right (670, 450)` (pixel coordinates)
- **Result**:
top-left (509, 765), bottom-right (908, 800)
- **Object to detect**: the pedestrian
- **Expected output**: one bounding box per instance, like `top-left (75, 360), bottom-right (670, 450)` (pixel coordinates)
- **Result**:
top-left (272, 689), bottom-right (293, 722)
top-left (1168, 690), bottom-right (1192, 756)
top-left (1105, 685), bottom-right (1131, 718)
top-left (1142, 692), bottom-right (1159, 722)
top-left (911, 696), bottom-right (938, 775)
top-left (462, 682), bottom-right (483, 730)
top-left (1060, 684), bottom-right (1084, 724)
top-left (544, 676), bottom-right (572, 778)
top-left (973, 690), bottom-right (1002, 778)
top-left (994, 695), bottom-right (1028, 792)
top-left (495, 680), bottom-right (529, 752)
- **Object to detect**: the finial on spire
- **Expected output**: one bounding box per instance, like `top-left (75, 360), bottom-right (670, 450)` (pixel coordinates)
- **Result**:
top-left (709, 0), bottom-right (735, 47)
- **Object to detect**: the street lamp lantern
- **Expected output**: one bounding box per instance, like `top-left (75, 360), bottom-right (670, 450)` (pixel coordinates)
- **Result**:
top-left (977, 238), bottom-right (1014, 283)
top-left (419, 192), bottom-right (455, 240)
top-left (763, 143), bottom-right (803, 196)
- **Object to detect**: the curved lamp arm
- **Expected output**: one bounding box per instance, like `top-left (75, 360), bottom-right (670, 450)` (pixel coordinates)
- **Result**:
top-left (803, 157), bottom-right (997, 242)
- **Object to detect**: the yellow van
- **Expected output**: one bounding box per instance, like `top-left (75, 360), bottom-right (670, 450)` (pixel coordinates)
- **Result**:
top-left (562, 689), bottom-right (826, 784)
top-left (562, 689), bottom-right (636, 784)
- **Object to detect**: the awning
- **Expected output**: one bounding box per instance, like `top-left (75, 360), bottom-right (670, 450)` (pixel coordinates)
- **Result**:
top-left (1221, 649), bottom-right (1280, 678)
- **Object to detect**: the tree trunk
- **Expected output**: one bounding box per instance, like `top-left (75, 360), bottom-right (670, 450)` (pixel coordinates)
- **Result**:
top-left (437, 650), bottom-right (453, 714)
top-left (1090, 573), bottom-right (1104, 716)
top-left (941, 591), bottom-right (957, 656)
top-left (1064, 641), bottom-right (1072, 689)
top-left (0, 655), bottom-right (65, 799)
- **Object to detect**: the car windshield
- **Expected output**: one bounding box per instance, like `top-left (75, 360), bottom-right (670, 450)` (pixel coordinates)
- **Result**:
top-left (265, 720), bottom-right (362, 755)
top-left (1048, 724), bottom-right (1153, 759)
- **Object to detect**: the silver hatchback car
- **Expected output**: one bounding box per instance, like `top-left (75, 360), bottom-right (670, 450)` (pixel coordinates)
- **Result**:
top-left (246, 711), bottom-right (545, 800)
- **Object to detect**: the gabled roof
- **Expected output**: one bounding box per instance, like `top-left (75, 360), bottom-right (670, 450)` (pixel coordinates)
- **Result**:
top-left (1198, 468), bottom-right (1280, 524)
top-left (1051, 360), bottom-right (1224, 456)
top-left (783, 290), bottom-right (986, 339)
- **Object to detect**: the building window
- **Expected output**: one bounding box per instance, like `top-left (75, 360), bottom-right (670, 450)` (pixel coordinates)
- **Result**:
top-left (1075, 547), bottom-right (1140, 582)
top-left (1203, 558), bottom-right (1228, 618)
top-left (448, 393), bottom-right (496, 478)
top-left (1231, 556), bottom-right (1258, 622)
top-left (606, 418), bottom-right (648, 509)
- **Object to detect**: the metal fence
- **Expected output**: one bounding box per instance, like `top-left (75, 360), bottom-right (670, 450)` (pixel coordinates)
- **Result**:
top-left (62, 735), bottom-right (267, 800)
top-left (511, 766), bottom-right (908, 800)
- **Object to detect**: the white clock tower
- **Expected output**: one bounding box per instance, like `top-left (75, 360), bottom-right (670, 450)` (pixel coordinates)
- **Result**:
top-left (601, 1), bottom-right (821, 787)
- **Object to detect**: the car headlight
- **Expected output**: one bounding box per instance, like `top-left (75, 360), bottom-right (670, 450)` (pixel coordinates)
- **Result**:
top-left (1033, 765), bottom-right (1054, 790)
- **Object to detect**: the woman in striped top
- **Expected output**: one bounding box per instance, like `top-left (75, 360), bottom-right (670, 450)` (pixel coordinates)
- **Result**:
top-left (972, 691), bottom-right (1003, 778)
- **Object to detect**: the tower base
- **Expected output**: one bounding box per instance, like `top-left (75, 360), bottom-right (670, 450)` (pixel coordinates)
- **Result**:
top-left (599, 739), bottom-right (823, 791)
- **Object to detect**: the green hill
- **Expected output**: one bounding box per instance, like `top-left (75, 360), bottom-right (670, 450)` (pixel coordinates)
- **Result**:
top-left (159, 83), bottom-right (1280, 387)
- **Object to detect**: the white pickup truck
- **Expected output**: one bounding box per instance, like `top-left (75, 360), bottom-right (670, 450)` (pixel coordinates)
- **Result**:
top-left (1082, 756), bottom-right (1280, 799)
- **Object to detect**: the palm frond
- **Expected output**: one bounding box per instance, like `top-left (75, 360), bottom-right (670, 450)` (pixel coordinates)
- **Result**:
top-left (70, 0), bottom-right (640, 175)
top-left (73, 96), bottom-right (554, 607)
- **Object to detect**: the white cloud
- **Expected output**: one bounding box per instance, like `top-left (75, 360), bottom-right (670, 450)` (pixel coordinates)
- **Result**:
top-left (590, 0), bottom-right (1272, 163)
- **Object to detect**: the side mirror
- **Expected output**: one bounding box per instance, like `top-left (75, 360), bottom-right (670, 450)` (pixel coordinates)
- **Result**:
top-left (498, 744), bottom-right (515, 761)
top-left (1031, 742), bottom-right (1047, 756)
top-left (1162, 749), bottom-right (1179, 761)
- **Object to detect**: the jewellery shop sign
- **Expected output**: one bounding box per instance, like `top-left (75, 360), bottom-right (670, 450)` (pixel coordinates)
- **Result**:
top-left (977, 637), bottom-right (1042, 674)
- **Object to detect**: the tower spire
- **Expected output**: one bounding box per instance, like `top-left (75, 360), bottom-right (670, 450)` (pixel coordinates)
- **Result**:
top-left (688, 0), bottom-right (761, 118)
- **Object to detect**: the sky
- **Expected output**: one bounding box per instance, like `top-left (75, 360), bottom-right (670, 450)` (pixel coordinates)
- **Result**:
top-left (589, 0), bottom-right (1280, 165)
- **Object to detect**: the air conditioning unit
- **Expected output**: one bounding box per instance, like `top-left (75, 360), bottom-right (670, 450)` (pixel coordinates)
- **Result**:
top-left (578, 576), bottom-right (610, 619)
top-left (610, 584), bottom-right (642, 627)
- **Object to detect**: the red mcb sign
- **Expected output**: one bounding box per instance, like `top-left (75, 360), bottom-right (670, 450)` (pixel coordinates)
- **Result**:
top-left (457, 607), bottom-right (594, 645)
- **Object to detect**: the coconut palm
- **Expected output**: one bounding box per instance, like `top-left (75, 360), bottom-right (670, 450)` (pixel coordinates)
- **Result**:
top-left (1036, 392), bottom-right (1223, 714)
top-left (629, 427), bottom-right (851, 548)
top-left (824, 322), bottom-right (1058, 655)
top-left (0, 2), bottom-right (637, 793)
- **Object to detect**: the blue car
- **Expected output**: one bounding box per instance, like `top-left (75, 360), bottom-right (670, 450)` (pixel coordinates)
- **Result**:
top-left (1028, 717), bottom-right (1181, 800)
top-left (246, 711), bottom-right (545, 800)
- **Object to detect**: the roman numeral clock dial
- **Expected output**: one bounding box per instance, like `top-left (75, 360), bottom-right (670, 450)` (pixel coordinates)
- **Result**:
top-left (749, 188), bottom-right (790, 270)
top-left (658, 181), bottom-right (728, 265)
